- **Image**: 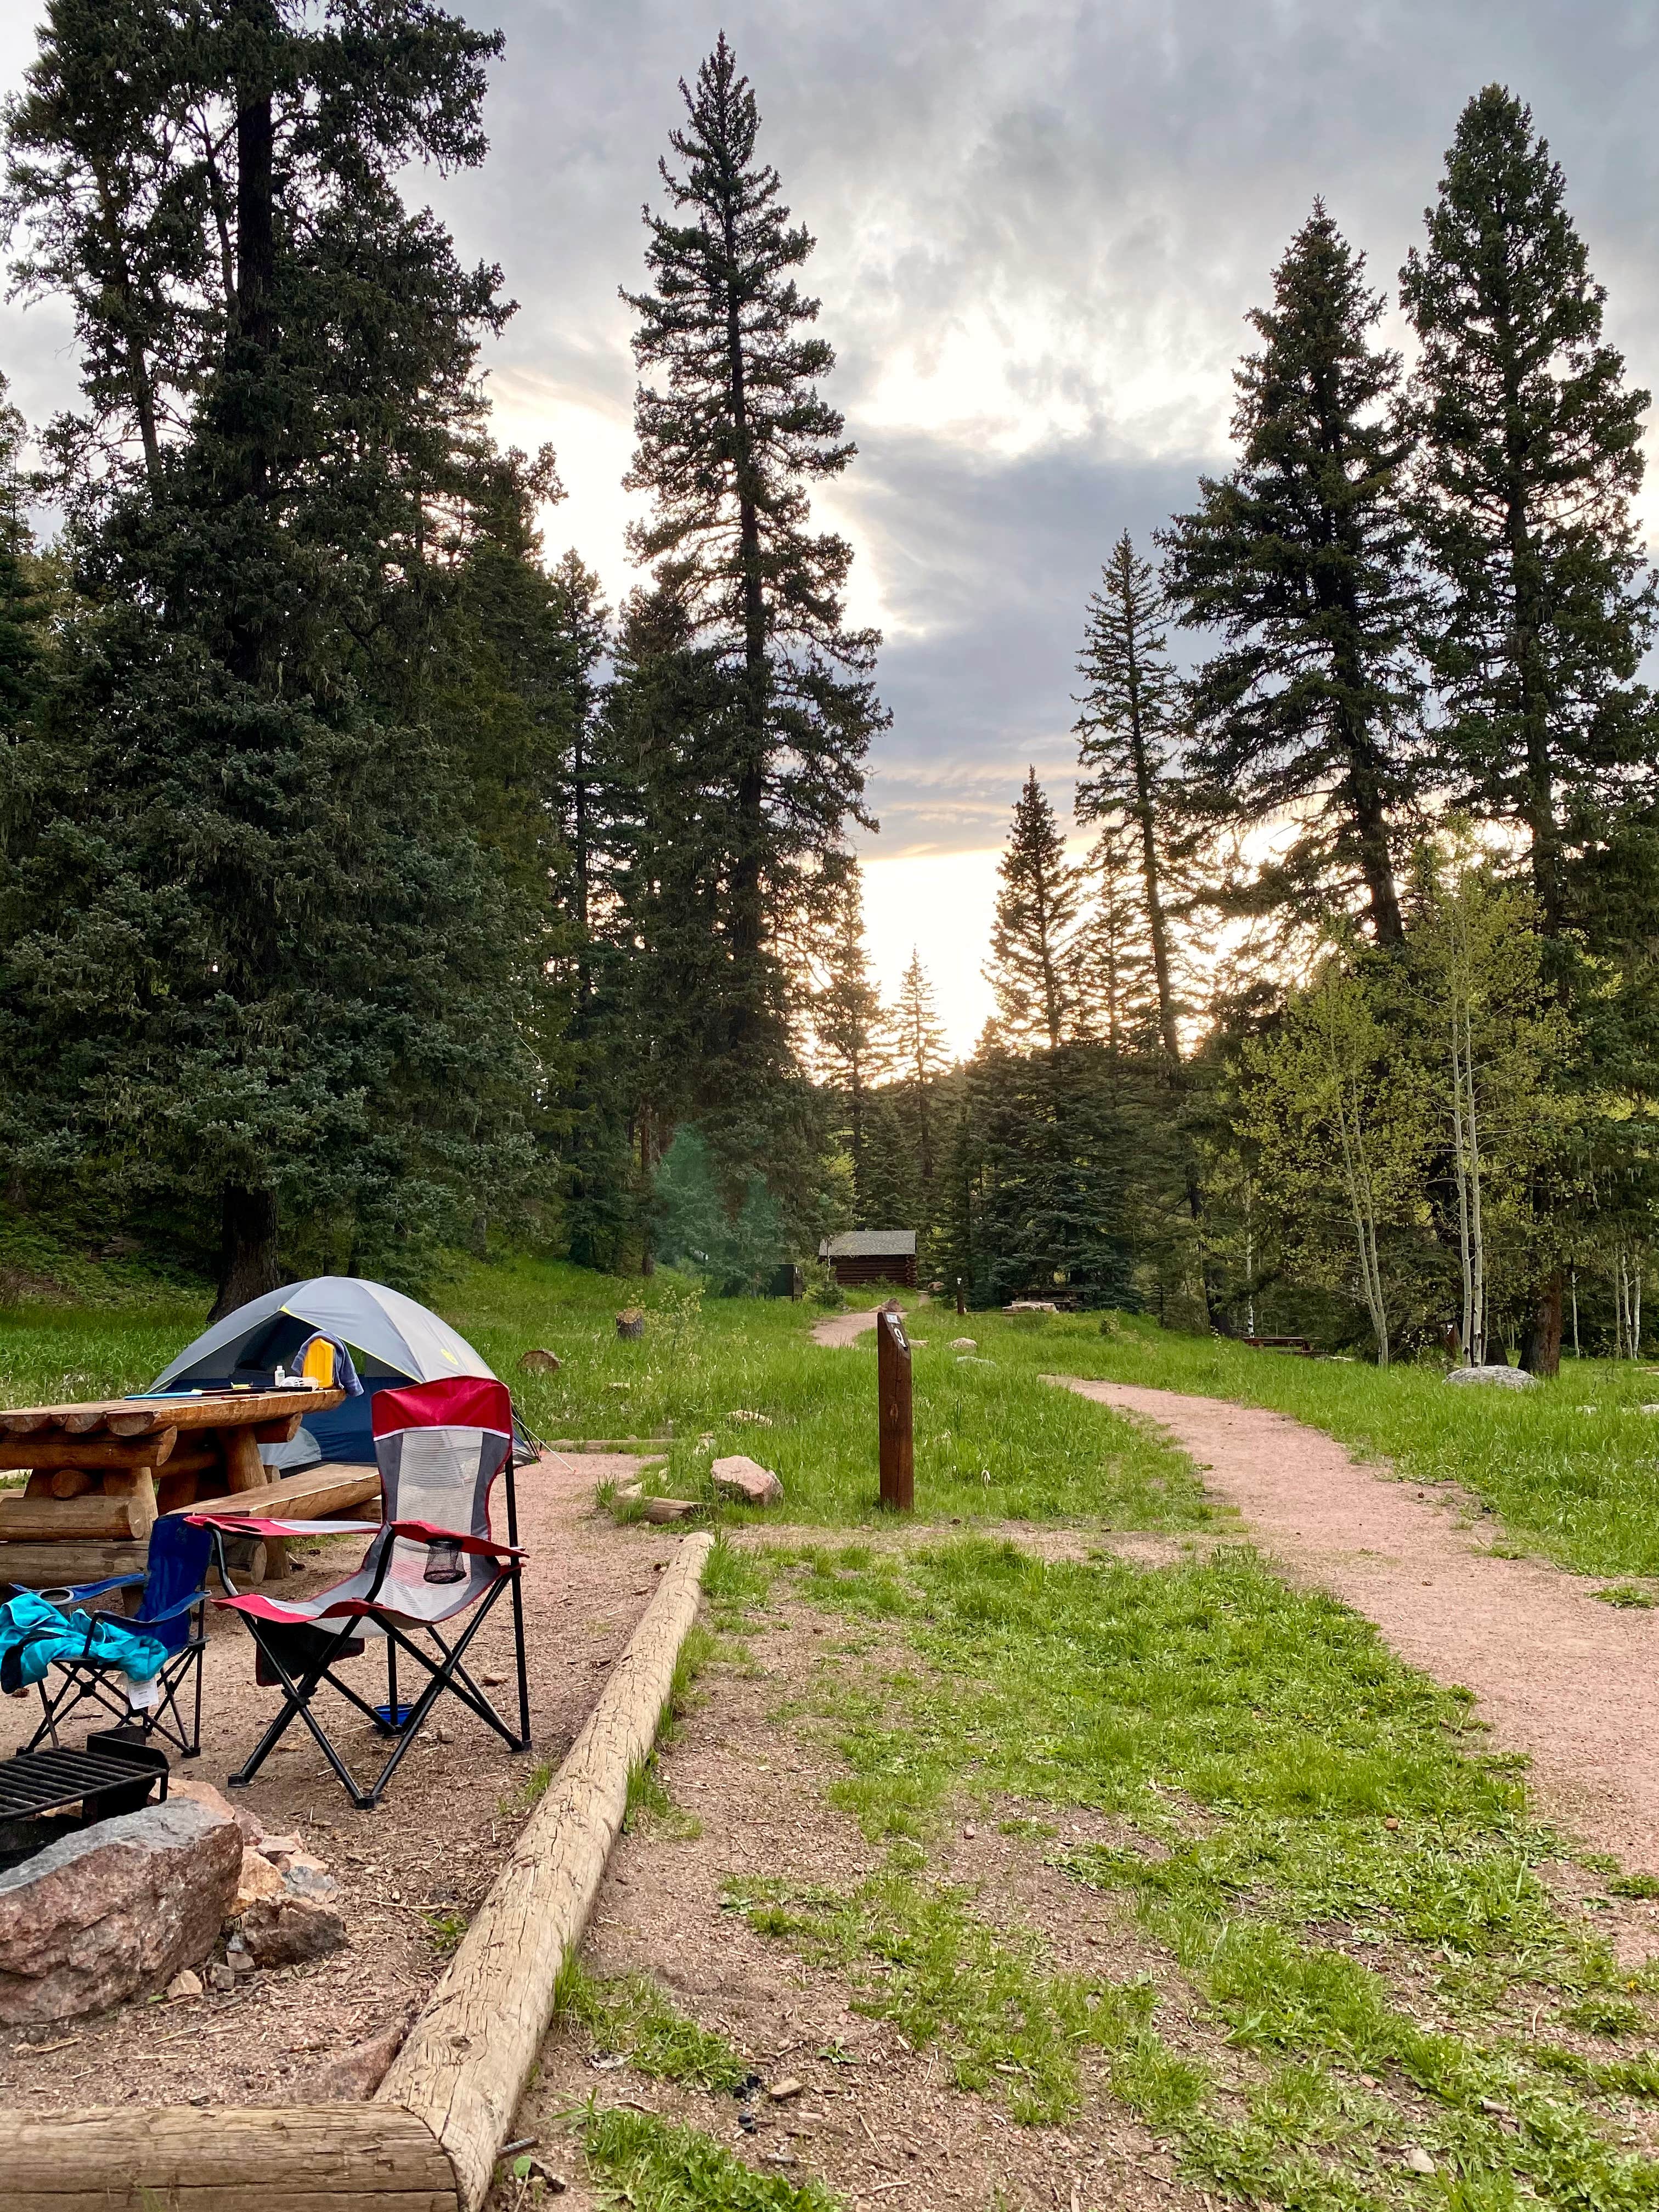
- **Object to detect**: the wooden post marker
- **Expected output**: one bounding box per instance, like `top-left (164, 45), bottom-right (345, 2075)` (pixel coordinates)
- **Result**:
top-left (877, 1305), bottom-right (913, 1513)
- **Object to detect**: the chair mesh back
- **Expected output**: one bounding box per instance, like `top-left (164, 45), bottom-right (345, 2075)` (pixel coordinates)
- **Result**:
top-left (371, 1376), bottom-right (514, 1542)
top-left (139, 1517), bottom-right (211, 1653)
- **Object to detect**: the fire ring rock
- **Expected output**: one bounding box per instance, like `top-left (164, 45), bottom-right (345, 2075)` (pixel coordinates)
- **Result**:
top-left (0, 1797), bottom-right (241, 2025)
top-left (241, 1894), bottom-right (348, 1966)
top-left (711, 1454), bottom-right (784, 1506)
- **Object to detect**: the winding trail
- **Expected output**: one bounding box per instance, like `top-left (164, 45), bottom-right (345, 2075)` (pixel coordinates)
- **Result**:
top-left (803, 1313), bottom-right (1659, 1863)
top-left (1061, 1378), bottom-right (1659, 1868)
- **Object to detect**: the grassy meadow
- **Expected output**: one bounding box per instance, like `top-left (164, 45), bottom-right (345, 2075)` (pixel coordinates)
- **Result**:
top-left (5, 1257), bottom-right (1659, 1572)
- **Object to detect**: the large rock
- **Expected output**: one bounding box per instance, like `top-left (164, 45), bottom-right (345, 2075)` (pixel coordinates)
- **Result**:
top-left (1445, 1363), bottom-right (1537, 1390)
top-left (241, 1894), bottom-right (348, 1967)
top-left (0, 1797), bottom-right (241, 2025)
top-left (710, 1454), bottom-right (784, 1506)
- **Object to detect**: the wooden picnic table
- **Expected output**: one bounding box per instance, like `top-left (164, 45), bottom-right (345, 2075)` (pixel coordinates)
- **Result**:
top-left (0, 1386), bottom-right (347, 1589)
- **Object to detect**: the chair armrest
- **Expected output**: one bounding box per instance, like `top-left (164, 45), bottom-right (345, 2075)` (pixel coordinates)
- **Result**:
top-left (185, 1514), bottom-right (380, 1539)
top-left (84, 1588), bottom-right (208, 1630)
top-left (56, 1572), bottom-right (148, 1604)
top-left (386, 1519), bottom-right (528, 1561)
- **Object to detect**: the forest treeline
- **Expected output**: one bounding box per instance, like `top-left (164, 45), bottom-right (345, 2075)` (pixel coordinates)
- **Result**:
top-left (0, 6), bottom-right (1653, 1371)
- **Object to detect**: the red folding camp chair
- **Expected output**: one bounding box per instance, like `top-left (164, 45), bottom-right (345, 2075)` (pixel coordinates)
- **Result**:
top-left (190, 1375), bottom-right (530, 1809)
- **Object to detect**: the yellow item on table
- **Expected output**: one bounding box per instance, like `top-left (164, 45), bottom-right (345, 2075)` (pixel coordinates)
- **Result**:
top-left (300, 1338), bottom-right (337, 1389)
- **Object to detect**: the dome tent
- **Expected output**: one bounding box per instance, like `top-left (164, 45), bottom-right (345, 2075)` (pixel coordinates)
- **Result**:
top-left (152, 1277), bottom-right (528, 1467)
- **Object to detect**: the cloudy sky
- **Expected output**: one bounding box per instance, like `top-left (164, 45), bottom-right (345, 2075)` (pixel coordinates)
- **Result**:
top-left (3, 1), bottom-right (1657, 1049)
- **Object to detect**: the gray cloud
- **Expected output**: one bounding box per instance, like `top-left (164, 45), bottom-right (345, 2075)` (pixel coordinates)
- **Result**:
top-left (3, 1), bottom-right (1657, 856)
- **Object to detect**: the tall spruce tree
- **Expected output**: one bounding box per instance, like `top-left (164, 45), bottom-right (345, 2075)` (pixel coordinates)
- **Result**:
top-left (812, 867), bottom-right (890, 1223)
top-left (0, 373), bottom-right (45, 748)
top-left (893, 948), bottom-right (949, 1187)
top-left (1401, 87), bottom-right (1655, 938)
top-left (622, 33), bottom-right (885, 1077)
top-left (986, 770), bottom-right (1081, 1051)
top-left (1163, 204), bottom-right (1423, 946)
top-left (1074, 531), bottom-right (1189, 1072)
top-left (0, 0), bottom-right (543, 1311)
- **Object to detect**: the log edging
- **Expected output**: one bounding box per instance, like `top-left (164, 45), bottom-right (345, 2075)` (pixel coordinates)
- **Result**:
top-left (374, 1528), bottom-right (714, 2209)
top-left (0, 1530), bottom-right (716, 2211)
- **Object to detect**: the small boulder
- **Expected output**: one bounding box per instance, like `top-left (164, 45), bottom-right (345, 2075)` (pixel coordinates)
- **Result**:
top-left (1003, 1300), bottom-right (1058, 1314)
top-left (165, 1968), bottom-right (203, 2001)
top-left (637, 1497), bottom-right (700, 1523)
top-left (950, 1337), bottom-right (977, 1351)
top-left (241, 1895), bottom-right (348, 1967)
top-left (517, 1347), bottom-right (562, 1374)
top-left (0, 1798), bottom-right (241, 2025)
top-left (1444, 1364), bottom-right (1536, 1389)
top-left (711, 1454), bottom-right (784, 1506)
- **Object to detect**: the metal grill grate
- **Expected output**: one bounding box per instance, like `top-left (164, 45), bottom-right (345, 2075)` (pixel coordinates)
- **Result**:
top-left (0, 1747), bottom-right (166, 1822)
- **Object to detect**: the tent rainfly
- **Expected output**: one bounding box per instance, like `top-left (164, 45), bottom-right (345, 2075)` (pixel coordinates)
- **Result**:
top-left (152, 1277), bottom-right (531, 1468)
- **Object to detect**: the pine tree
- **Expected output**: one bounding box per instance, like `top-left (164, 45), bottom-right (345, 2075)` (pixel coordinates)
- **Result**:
top-left (986, 770), bottom-right (1081, 1051)
top-left (622, 33), bottom-right (885, 1066)
top-left (893, 949), bottom-right (950, 1185)
top-left (1, 0), bottom-right (540, 1311)
top-left (1074, 532), bottom-right (1190, 1070)
top-left (0, 374), bottom-right (45, 745)
top-left (1401, 87), bottom-right (1656, 938)
top-left (1073, 837), bottom-right (1160, 1062)
top-left (812, 867), bottom-right (890, 1222)
top-left (1162, 204), bottom-right (1424, 946)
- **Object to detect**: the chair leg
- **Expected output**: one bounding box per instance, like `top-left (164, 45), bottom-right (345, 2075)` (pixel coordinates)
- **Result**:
top-left (511, 1562), bottom-right (531, 1752)
top-left (230, 1622), bottom-right (378, 1810)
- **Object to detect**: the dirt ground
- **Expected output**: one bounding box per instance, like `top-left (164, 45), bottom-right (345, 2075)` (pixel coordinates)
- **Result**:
top-left (496, 1544), bottom-right (1221, 2212)
top-left (1061, 1378), bottom-right (1659, 1872)
top-left (0, 1448), bottom-right (674, 2108)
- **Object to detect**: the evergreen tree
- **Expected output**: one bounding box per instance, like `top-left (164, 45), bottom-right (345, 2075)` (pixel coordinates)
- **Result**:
top-left (1163, 204), bottom-right (1424, 946)
top-left (892, 947), bottom-right (950, 1188)
top-left (1074, 837), bottom-right (1160, 1062)
top-left (0, 0), bottom-right (541, 1311)
top-left (1401, 86), bottom-right (1656, 938)
top-left (986, 770), bottom-right (1081, 1051)
top-left (622, 33), bottom-right (885, 1069)
top-left (0, 373), bottom-right (45, 746)
top-left (812, 866), bottom-right (890, 1222)
top-left (1074, 531), bottom-right (1190, 1070)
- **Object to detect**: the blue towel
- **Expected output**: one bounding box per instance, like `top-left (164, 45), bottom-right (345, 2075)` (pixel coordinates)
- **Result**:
top-left (0, 1589), bottom-right (168, 1694)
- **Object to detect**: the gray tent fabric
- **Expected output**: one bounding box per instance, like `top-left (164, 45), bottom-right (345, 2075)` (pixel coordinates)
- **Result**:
top-left (150, 1278), bottom-right (538, 1468)
top-left (154, 1278), bottom-right (493, 1389)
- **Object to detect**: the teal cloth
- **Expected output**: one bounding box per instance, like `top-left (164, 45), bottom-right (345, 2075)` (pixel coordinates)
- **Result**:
top-left (0, 1589), bottom-right (168, 1694)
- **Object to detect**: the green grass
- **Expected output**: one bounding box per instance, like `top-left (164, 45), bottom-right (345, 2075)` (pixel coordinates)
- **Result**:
top-left (452, 1258), bottom-right (1211, 1529)
top-left (723, 1846), bottom-right (1170, 2126)
top-left (575, 2107), bottom-right (840, 2211)
top-left (556, 1960), bottom-right (752, 2093)
top-left (1, 1256), bottom-right (1209, 1533)
top-left (967, 1305), bottom-right (1659, 1577)
top-left (727, 1537), bottom-right (1659, 2209)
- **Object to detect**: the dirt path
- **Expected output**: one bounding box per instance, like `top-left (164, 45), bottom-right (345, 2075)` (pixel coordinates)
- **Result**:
top-left (810, 1309), bottom-right (879, 1347)
top-left (1060, 1378), bottom-right (1659, 1870)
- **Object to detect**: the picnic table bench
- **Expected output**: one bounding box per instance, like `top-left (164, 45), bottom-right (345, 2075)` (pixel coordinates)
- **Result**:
top-left (0, 1386), bottom-right (349, 1589)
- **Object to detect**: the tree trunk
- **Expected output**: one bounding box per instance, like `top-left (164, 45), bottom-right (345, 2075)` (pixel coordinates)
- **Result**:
top-left (212, 1183), bottom-right (281, 1319)
top-left (1519, 1269), bottom-right (1564, 1377)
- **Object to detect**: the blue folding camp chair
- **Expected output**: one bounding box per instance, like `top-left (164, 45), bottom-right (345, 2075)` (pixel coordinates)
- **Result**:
top-left (22, 1516), bottom-right (212, 1758)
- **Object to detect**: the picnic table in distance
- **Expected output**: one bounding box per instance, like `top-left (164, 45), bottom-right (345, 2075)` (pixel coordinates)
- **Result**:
top-left (0, 1384), bottom-right (348, 1590)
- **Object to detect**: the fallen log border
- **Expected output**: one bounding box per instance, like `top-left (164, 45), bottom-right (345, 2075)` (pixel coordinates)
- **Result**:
top-left (0, 1530), bottom-right (716, 2212)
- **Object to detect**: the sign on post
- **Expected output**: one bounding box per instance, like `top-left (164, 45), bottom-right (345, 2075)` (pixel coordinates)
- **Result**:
top-left (877, 1305), bottom-right (913, 1513)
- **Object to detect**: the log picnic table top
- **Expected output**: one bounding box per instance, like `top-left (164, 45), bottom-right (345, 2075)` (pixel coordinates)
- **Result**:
top-left (0, 1386), bottom-right (348, 1589)
top-left (0, 1386), bottom-right (345, 1443)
